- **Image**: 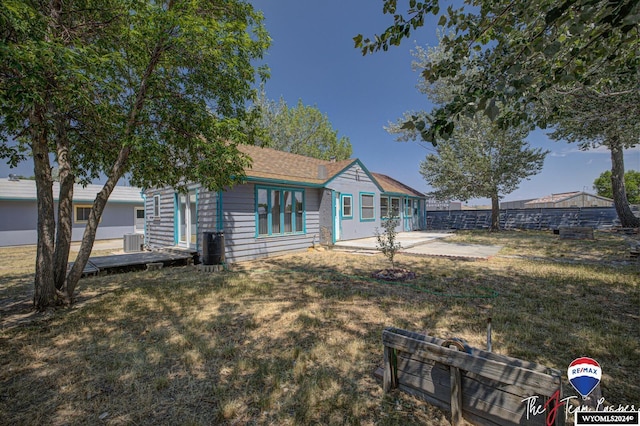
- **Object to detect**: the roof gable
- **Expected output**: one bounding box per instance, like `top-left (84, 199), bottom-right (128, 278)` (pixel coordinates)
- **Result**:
top-left (372, 173), bottom-right (424, 197)
top-left (239, 144), bottom-right (356, 186)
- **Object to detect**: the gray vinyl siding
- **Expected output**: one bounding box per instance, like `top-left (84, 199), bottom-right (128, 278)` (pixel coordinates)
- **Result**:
top-left (0, 199), bottom-right (142, 247)
top-left (195, 189), bottom-right (219, 252)
top-left (327, 163), bottom-right (381, 241)
top-left (145, 188), bottom-right (177, 249)
top-left (212, 183), bottom-right (321, 263)
top-left (318, 189), bottom-right (334, 244)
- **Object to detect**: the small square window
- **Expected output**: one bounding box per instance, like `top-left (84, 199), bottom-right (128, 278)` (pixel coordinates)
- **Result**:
top-left (342, 195), bottom-right (352, 218)
top-left (74, 205), bottom-right (92, 224)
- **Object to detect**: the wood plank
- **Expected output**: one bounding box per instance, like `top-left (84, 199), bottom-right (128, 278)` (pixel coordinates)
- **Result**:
top-left (386, 327), bottom-right (557, 374)
top-left (395, 364), bottom-right (548, 426)
top-left (398, 351), bottom-right (548, 401)
top-left (71, 250), bottom-right (194, 276)
top-left (383, 345), bottom-right (396, 392)
top-left (383, 329), bottom-right (561, 397)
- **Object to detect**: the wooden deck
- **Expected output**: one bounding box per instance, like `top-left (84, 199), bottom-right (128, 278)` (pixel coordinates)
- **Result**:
top-left (71, 249), bottom-right (198, 277)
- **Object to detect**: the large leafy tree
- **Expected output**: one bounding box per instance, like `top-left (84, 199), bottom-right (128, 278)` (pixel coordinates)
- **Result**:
top-left (418, 115), bottom-right (546, 231)
top-left (254, 92), bottom-right (352, 161)
top-left (355, 0), bottom-right (638, 141)
top-left (355, 0), bottom-right (639, 227)
top-left (594, 170), bottom-right (640, 205)
top-left (388, 42), bottom-right (547, 230)
top-left (0, 0), bottom-right (269, 310)
top-left (543, 75), bottom-right (640, 226)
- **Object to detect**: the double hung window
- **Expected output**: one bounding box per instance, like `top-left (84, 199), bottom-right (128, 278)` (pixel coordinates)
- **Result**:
top-left (360, 193), bottom-right (375, 221)
top-left (341, 195), bottom-right (353, 219)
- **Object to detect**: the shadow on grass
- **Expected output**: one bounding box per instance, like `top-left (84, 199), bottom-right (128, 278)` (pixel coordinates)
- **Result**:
top-left (0, 245), bottom-right (637, 425)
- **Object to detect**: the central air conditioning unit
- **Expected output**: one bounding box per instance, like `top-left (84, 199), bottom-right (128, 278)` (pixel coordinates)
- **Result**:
top-left (123, 233), bottom-right (144, 252)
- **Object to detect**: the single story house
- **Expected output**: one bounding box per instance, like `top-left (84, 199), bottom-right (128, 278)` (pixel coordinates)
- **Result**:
top-left (144, 144), bottom-right (426, 263)
top-left (0, 177), bottom-right (145, 247)
top-left (523, 191), bottom-right (614, 209)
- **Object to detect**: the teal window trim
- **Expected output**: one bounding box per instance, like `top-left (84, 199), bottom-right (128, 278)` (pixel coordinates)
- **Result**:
top-left (359, 192), bottom-right (375, 222)
top-left (255, 185), bottom-right (306, 237)
top-left (340, 194), bottom-right (353, 219)
top-left (380, 196), bottom-right (389, 219)
top-left (173, 193), bottom-right (179, 245)
top-left (390, 196), bottom-right (401, 218)
top-left (217, 191), bottom-right (224, 232)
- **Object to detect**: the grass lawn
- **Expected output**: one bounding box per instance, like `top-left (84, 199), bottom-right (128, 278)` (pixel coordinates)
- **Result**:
top-left (0, 230), bottom-right (638, 425)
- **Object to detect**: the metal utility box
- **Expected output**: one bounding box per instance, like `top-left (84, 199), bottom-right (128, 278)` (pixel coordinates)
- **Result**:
top-left (123, 233), bottom-right (144, 253)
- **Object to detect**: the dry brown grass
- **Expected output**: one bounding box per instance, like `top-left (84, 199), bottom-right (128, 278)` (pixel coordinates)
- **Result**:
top-left (0, 231), bottom-right (638, 425)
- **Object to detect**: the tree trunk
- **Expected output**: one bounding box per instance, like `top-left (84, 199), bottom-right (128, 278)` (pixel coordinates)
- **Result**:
top-left (62, 17), bottom-right (169, 301)
top-left (53, 117), bottom-right (74, 291)
top-left (31, 108), bottom-right (58, 310)
top-left (65, 151), bottom-right (130, 299)
top-left (490, 194), bottom-right (500, 231)
top-left (609, 138), bottom-right (640, 228)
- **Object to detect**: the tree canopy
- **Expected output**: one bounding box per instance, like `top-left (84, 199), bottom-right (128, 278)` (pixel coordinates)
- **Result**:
top-left (355, 0), bottom-right (639, 142)
top-left (594, 170), bottom-right (640, 205)
top-left (388, 41), bottom-right (547, 230)
top-left (0, 0), bottom-right (270, 309)
top-left (253, 93), bottom-right (352, 161)
top-left (418, 115), bottom-right (546, 230)
top-left (541, 68), bottom-right (640, 226)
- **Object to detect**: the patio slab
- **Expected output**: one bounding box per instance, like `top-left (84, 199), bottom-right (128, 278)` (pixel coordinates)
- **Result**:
top-left (333, 231), bottom-right (502, 260)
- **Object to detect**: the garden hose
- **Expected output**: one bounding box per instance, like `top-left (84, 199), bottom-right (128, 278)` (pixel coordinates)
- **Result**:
top-left (239, 266), bottom-right (500, 299)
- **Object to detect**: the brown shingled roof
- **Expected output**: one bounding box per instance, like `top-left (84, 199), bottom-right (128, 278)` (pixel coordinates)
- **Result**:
top-left (238, 144), bottom-right (355, 185)
top-left (371, 172), bottom-right (424, 197)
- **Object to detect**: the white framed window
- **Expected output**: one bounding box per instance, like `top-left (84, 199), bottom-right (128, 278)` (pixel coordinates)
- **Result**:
top-left (341, 194), bottom-right (353, 219)
top-left (153, 195), bottom-right (160, 219)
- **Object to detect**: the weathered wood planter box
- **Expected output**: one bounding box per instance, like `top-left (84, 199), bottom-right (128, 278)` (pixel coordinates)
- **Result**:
top-left (381, 327), bottom-right (563, 426)
top-left (558, 226), bottom-right (594, 240)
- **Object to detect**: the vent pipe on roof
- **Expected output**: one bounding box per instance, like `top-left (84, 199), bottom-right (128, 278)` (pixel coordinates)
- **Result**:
top-left (318, 165), bottom-right (327, 180)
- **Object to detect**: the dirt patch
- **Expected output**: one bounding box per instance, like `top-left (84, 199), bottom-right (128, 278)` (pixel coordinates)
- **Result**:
top-left (371, 268), bottom-right (416, 281)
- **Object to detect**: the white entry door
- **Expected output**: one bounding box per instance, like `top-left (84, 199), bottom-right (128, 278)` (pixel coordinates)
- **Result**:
top-left (178, 189), bottom-right (197, 248)
top-left (334, 191), bottom-right (341, 242)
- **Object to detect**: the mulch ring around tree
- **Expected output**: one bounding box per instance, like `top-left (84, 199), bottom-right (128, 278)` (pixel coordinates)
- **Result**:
top-left (372, 268), bottom-right (416, 281)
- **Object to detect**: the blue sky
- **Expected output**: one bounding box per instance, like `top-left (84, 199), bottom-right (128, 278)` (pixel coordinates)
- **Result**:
top-left (250, 0), bottom-right (640, 205)
top-left (2, 0), bottom-right (638, 205)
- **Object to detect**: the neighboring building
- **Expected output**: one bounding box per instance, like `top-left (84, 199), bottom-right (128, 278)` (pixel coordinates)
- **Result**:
top-left (0, 178), bottom-right (144, 247)
top-left (501, 199), bottom-right (536, 210)
top-left (425, 199), bottom-right (462, 211)
top-left (144, 144), bottom-right (426, 263)
top-left (523, 191), bottom-right (614, 209)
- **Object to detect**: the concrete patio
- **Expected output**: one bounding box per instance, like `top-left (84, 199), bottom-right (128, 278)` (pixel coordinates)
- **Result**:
top-left (333, 231), bottom-right (503, 260)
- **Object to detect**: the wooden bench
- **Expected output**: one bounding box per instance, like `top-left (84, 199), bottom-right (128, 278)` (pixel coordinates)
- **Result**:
top-left (558, 226), bottom-right (594, 240)
top-left (380, 327), bottom-right (563, 426)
